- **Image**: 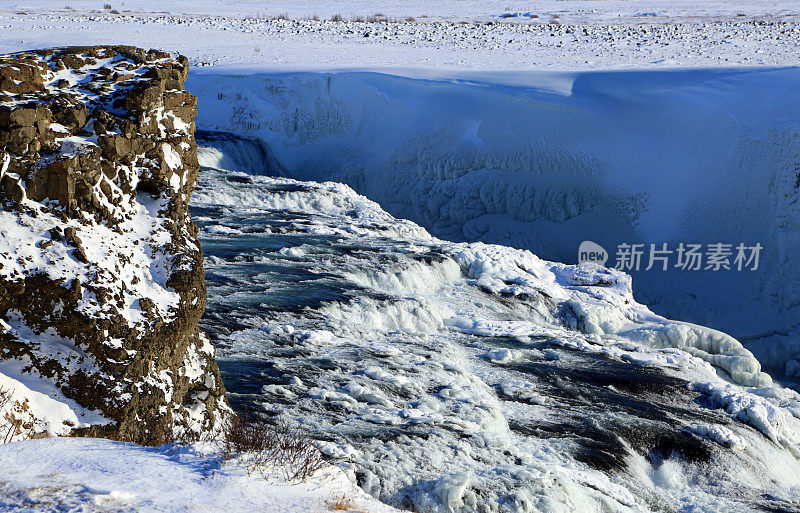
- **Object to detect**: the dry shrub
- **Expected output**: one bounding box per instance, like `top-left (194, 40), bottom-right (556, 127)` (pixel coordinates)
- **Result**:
top-left (327, 494), bottom-right (357, 511)
top-left (155, 422), bottom-right (202, 446)
top-left (220, 412), bottom-right (327, 481)
top-left (331, 13), bottom-right (344, 22)
top-left (366, 13), bottom-right (387, 23)
top-left (1, 387), bottom-right (33, 443)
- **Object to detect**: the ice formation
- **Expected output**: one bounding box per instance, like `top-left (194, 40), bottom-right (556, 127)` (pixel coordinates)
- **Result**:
top-left (188, 68), bottom-right (800, 380)
top-left (192, 148), bottom-right (800, 512)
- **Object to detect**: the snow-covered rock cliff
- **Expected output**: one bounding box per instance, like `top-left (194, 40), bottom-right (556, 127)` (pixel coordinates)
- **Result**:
top-left (0, 46), bottom-right (227, 444)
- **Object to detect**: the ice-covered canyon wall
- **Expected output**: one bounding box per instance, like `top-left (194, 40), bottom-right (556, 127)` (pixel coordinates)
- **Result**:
top-left (189, 67), bottom-right (800, 377)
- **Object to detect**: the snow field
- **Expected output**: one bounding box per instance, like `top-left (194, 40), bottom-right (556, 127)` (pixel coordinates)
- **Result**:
top-left (1, 5), bottom-right (800, 71)
top-left (0, 437), bottom-right (402, 512)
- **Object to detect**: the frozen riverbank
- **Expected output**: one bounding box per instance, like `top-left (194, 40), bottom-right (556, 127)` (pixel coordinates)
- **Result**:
top-left (0, 438), bottom-right (400, 512)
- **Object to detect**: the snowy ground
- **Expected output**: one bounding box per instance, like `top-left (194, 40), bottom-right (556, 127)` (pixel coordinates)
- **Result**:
top-left (0, 438), bottom-right (400, 512)
top-left (6, 0), bottom-right (800, 23)
top-left (0, 1), bottom-right (798, 71)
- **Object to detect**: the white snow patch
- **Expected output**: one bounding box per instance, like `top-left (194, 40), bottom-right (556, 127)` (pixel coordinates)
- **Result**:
top-left (0, 437), bottom-right (401, 513)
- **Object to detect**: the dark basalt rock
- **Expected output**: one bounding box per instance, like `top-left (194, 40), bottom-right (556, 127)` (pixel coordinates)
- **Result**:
top-left (0, 46), bottom-right (228, 444)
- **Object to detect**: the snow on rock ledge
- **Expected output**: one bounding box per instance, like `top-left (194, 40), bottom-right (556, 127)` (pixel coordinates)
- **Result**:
top-left (447, 243), bottom-right (772, 387)
top-left (0, 46), bottom-right (228, 444)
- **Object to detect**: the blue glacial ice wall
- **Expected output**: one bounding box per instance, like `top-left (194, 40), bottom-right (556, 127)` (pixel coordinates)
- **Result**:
top-left (188, 67), bottom-right (800, 375)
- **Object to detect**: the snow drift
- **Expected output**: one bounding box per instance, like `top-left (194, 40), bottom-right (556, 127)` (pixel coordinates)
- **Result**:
top-left (188, 67), bottom-right (800, 376)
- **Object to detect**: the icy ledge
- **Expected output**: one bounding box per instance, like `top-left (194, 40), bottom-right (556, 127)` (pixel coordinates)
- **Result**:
top-left (447, 243), bottom-right (772, 388)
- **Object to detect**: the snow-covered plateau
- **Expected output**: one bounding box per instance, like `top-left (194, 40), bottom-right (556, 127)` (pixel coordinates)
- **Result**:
top-left (1, 2), bottom-right (800, 512)
top-left (0, 1), bottom-right (799, 70)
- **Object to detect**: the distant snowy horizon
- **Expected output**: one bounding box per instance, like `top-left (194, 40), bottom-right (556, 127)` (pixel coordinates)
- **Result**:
top-left (0, 1), bottom-right (798, 72)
